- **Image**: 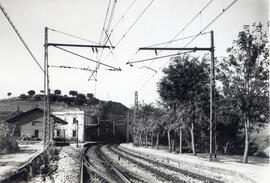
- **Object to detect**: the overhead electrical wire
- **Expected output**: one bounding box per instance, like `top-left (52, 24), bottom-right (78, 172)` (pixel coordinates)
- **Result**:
top-left (52, 45), bottom-right (120, 71)
top-left (146, 31), bottom-right (210, 48)
top-left (115, 0), bottom-right (154, 48)
top-left (100, 0), bottom-right (155, 64)
top-left (88, 0), bottom-right (113, 91)
top-left (127, 0), bottom-right (214, 65)
top-left (160, 0), bottom-right (238, 69)
top-left (89, 0), bottom-right (117, 82)
top-left (0, 3), bottom-right (44, 73)
top-left (128, 51), bottom-right (194, 65)
top-left (111, 0), bottom-right (137, 32)
top-left (103, 0), bottom-right (117, 44)
top-left (98, 0), bottom-right (112, 49)
top-left (125, 0), bottom-right (215, 96)
top-left (47, 27), bottom-right (99, 44)
top-left (128, 0), bottom-right (239, 102)
top-left (100, 0), bottom-right (155, 104)
top-left (48, 65), bottom-right (96, 72)
top-left (164, 0), bottom-right (214, 49)
top-left (103, 29), bottom-right (120, 67)
top-left (97, 0), bottom-right (117, 63)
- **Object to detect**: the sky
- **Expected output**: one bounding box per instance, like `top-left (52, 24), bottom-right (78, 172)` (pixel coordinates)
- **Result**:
top-left (0, 0), bottom-right (268, 107)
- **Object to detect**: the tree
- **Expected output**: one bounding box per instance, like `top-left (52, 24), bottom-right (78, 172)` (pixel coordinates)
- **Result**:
top-left (149, 106), bottom-right (165, 149)
top-left (77, 93), bottom-right (86, 100)
top-left (158, 55), bottom-right (210, 155)
top-left (69, 90), bottom-right (77, 97)
top-left (75, 93), bottom-right (87, 106)
top-left (219, 23), bottom-right (269, 163)
top-left (54, 89), bottom-right (61, 95)
top-left (19, 94), bottom-right (27, 100)
top-left (7, 92), bottom-right (12, 97)
top-left (27, 90), bottom-right (35, 96)
top-left (87, 93), bottom-right (94, 99)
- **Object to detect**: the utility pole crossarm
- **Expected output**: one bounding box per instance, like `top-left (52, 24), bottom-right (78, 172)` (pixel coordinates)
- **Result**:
top-left (47, 43), bottom-right (114, 49)
top-left (139, 47), bottom-right (213, 51)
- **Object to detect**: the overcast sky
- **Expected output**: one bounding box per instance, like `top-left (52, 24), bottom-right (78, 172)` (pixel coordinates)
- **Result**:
top-left (0, 0), bottom-right (268, 107)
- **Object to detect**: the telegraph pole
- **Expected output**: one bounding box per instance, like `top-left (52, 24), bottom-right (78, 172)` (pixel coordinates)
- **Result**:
top-left (44, 27), bottom-right (52, 145)
top-left (209, 30), bottom-right (214, 157)
top-left (44, 27), bottom-right (48, 145)
top-left (134, 31), bottom-right (215, 158)
top-left (211, 30), bottom-right (217, 157)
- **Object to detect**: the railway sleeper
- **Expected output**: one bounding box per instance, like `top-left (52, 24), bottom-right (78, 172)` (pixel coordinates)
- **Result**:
top-left (106, 145), bottom-right (185, 183)
top-left (114, 145), bottom-right (225, 183)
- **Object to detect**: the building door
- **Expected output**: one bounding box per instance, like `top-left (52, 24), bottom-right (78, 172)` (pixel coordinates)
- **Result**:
top-left (34, 130), bottom-right (39, 137)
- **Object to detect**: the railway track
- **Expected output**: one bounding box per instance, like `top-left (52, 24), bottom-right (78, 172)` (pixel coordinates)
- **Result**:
top-left (84, 144), bottom-right (145, 183)
top-left (83, 143), bottom-right (226, 183)
top-left (109, 144), bottom-right (225, 183)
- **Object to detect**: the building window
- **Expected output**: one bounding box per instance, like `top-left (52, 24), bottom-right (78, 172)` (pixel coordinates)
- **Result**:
top-left (73, 117), bottom-right (77, 124)
top-left (72, 130), bottom-right (77, 137)
top-left (56, 130), bottom-right (60, 137)
top-left (32, 121), bottom-right (42, 126)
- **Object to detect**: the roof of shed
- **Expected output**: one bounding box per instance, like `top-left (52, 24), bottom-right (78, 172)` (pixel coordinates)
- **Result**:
top-left (5, 108), bottom-right (68, 125)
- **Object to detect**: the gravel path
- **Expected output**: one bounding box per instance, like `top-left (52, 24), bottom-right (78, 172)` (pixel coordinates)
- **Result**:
top-left (29, 146), bottom-right (83, 183)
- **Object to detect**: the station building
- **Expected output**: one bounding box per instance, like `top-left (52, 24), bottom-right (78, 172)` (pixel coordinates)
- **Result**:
top-left (5, 108), bottom-right (67, 140)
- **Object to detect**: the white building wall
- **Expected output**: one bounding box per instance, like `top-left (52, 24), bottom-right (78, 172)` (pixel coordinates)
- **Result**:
top-left (53, 108), bottom-right (85, 142)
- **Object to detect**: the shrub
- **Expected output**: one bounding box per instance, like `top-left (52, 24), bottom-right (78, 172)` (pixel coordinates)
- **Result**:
top-left (0, 135), bottom-right (19, 154)
top-left (19, 94), bottom-right (27, 100)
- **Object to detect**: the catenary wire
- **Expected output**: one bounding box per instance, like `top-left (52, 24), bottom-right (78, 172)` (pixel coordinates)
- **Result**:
top-left (52, 45), bottom-right (120, 71)
top-left (126, 0), bottom-right (215, 96)
top-left (127, 0), bottom-right (239, 104)
top-left (48, 65), bottom-right (96, 72)
top-left (47, 27), bottom-right (99, 44)
top-left (128, 51), bottom-right (194, 64)
top-left (0, 3), bottom-right (44, 73)
top-left (100, 0), bottom-right (155, 64)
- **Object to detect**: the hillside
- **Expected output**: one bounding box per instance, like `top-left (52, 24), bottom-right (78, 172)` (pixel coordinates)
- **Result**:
top-left (0, 96), bottom-right (128, 121)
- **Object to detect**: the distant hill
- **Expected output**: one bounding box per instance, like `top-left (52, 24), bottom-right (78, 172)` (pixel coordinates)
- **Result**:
top-left (0, 96), bottom-right (128, 122)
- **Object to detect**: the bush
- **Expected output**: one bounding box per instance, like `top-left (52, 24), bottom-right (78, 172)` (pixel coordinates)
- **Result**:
top-left (0, 135), bottom-right (19, 154)
top-left (19, 94), bottom-right (27, 100)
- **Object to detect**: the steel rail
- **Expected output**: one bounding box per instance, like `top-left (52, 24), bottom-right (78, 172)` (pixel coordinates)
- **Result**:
top-left (97, 144), bottom-right (132, 183)
top-left (83, 144), bottom-right (132, 183)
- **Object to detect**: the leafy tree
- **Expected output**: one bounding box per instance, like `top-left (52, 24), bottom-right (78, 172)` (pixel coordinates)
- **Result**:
top-left (69, 90), bottom-right (77, 97)
top-left (54, 89), bottom-right (61, 95)
top-left (34, 94), bottom-right (42, 101)
top-left (87, 93), bottom-right (94, 99)
top-left (149, 106), bottom-right (165, 149)
top-left (49, 94), bottom-right (57, 102)
top-left (130, 103), bottom-right (156, 147)
top-left (75, 93), bottom-right (87, 106)
top-left (7, 92), bottom-right (12, 97)
top-left (219, 23), bottom-right (269, 163)
top-left (19, 94), bottom-right (27, 100)
top-left (77, 93), bottom-right (86, 100)
top-left (27, 90), bottom-right (35, 96)
top-left (63, 95), bottom-right (71, 105)
top-left (158, 55), bottom-right (210, 155)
